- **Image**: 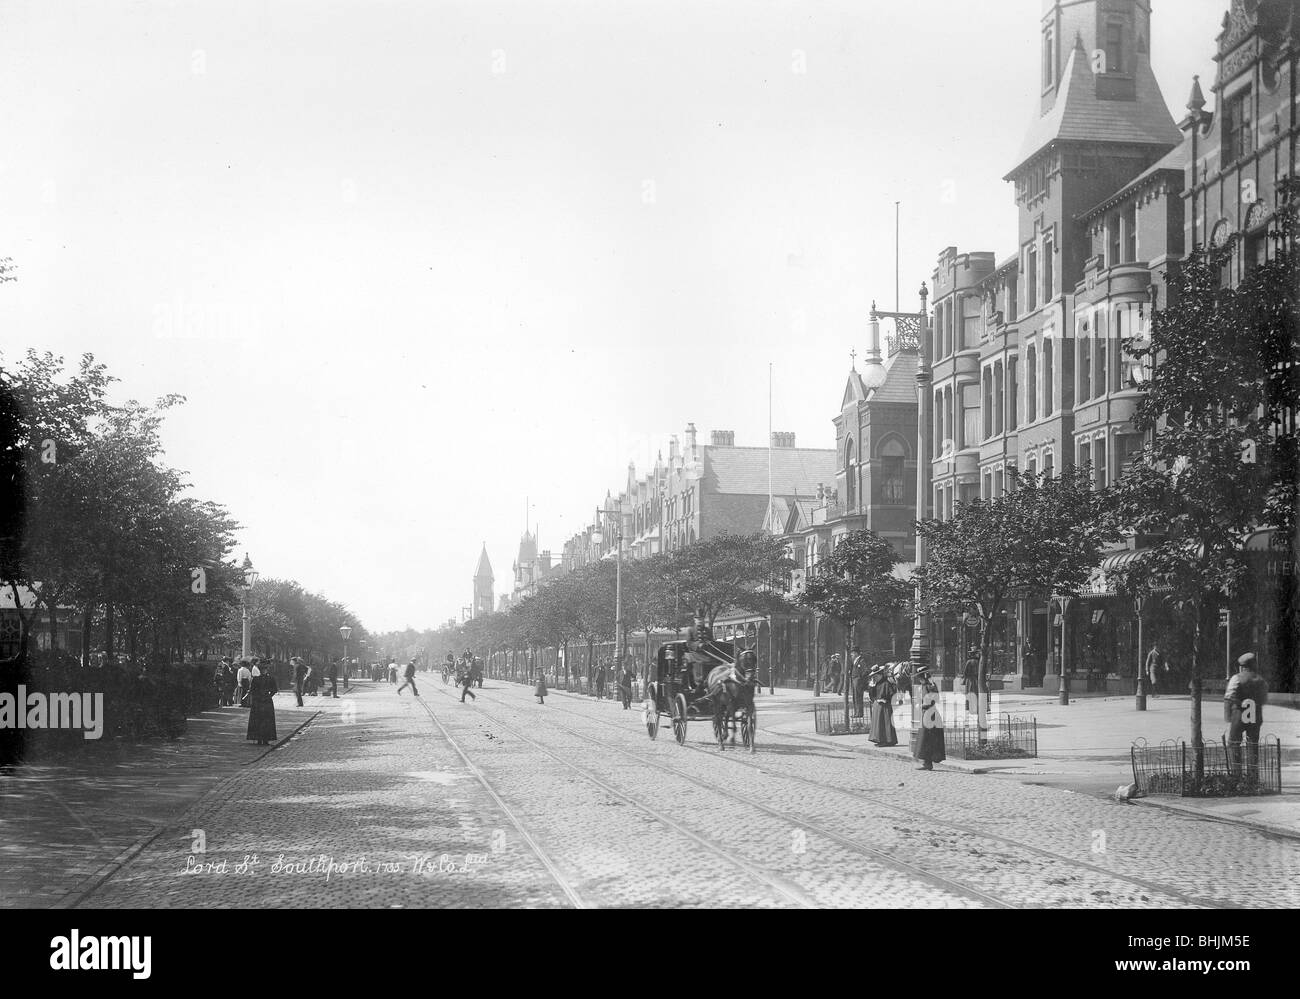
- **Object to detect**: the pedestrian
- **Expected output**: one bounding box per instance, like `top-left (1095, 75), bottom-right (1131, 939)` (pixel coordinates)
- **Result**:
top-left (290, 657), bottom-right (308, 707)
top-left (397, 659), bottom-right (419, 697)
top-left (962, 649), bottom-right (984, 704)
top-left (215, 658), bottom-right (233, 706)
top-left (1224, 652), bottom-right (1268, 780)
top-left (828, 654), bottom-right (843, 695)
top-left (326, 657), bottom-right (339, 698)
top-left (1144, 643), bottom-right (1164, 697)
top-left (473, 657), bottom-right (483, 689)
top-left (459, 661), bottom-right (477, 703)
top-left (850, 648), bottom-right (868, 718)
top-left (913, 665), bottom-right (945, 771)
top-left (387, 659), bottom-right (399, 684)
top-left (236, 658), bottom-right (253, 706)
top-left (594, 660), bottom-right (607, 700)
top-left (869, 663), bottom-right (898, 746)
top-left (534, 668), bottom-right (548, 705)
top-left (618, 659), bottom-right (636, 710)
top-left (247, 665), bottom-right (279, 746)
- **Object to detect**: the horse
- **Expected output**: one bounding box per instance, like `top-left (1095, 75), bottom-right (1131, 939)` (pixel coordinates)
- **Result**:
top-left (706, 651), bottom-right (758, 752)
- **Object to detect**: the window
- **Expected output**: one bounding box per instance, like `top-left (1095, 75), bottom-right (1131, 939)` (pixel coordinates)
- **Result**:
top-left (881, 439), bottom-right (906, 505)
top-left (1044, 450), bottom-right (1054, 479)
top-left (1043, 338), bottom-right (1054, 415)
top-left (1026, 344), bottom-right (1038, 423)
top-left (1105, 22), bottom-right (1123, 74)
top-left (1115, 434), bottom-right (1144, 479)
top-left (1108, 215), bottom-right (1121, 269)
top-left (983, 471), bottom-right (993, 501)
top-left (1123, 203), bottom-right (1137, 262)
top-left (1092, 438), bottom-right (1108, 489)
top-left (1042, 28), bottom-right (1055, 89)
top-left (1026, 457), bottom-right (1037, 481)
top-left (994, 362), bottom-right (1005, 436)
top-left (844, 437), bottom-right (856, 509)
top-left (934, 391), bottom-right (944, 452)
top-left (1007, 276), bottom-right (1018, 322)
top-left (944, 386), bottom-right (954, 451)
top-left (1097, 327), bottom-right (1108, 395)
top-left (1042, 236), bottom-right (1054, 301)
top-left (963, 384), bottom-right (981, 449)
top-left (1079, 320), bottom-right (1092, 401)
top-left (1008, 357), bottom-right (1019, 431)
top-left (1223, 88), bottom-right (1253, 163)
top-left (1027, 246), bottom-right (1038, 310)
top-left (983, 367), bottom-right (993, 440)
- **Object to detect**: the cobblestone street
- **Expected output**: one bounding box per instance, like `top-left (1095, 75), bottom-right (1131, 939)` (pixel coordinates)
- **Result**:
top-left (24, 680), bottom-right (1296, 909)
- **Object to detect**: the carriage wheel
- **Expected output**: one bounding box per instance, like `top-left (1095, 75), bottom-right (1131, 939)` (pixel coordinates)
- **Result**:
top-left (741, 708), bottom-right (756, 752)
top-left (671, 694), bottom-right (688, 745)
top-left (644, 699), bottom-right (661, 740)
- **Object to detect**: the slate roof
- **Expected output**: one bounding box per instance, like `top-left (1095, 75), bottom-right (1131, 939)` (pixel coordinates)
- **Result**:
top-left (868, 349), bottom-right (919, 406)
top-left (702, 446), bottom-right (836, 498)
top-left (1005, 37), bottom-right (1182, 180)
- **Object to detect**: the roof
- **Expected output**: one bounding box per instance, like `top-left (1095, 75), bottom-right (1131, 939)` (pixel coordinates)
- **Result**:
top-left (1005, 38), bottom-right (1182, 180)
top-left (702, 446), bottom-right (836, 498)
top-left (1077, 140), bottom-right (1189, 221)
top-left (474, 544), bottom-right (493, 579)
top-left (867, 350), bottom-right (919, 406)
top-left (516, 531), bottom-right (537, 565)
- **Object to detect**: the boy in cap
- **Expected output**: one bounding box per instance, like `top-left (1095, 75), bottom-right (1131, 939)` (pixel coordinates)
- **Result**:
top-left (1225, 653), bottom-right (1268, 779)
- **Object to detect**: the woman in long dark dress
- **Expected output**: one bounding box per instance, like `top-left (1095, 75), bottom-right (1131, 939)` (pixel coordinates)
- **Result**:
top-left (247, 669), bottom-right (279, 745)
top-left (912, 665), bottom-right (945, 770)
top-left (868, 663), bottom-right (898, 746)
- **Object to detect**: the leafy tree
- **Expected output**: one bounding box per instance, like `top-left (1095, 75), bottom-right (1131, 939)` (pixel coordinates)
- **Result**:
top-left (1111, 181), bottom-right (1300, 762)
top-left (916, 467), bottom-right (1119, 724)
top-left (799, 529), bottom-right (911, 724)
top-left (662, 532), bottom-right (794, 629)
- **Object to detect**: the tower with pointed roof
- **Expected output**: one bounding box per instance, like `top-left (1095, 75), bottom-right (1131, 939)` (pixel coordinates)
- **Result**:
top-left (472, 544), bottom-right (494, 618)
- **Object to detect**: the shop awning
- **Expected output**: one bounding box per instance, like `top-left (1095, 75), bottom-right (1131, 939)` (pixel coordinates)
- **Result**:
top-left (1080, 549), bottom-right (1173, 598)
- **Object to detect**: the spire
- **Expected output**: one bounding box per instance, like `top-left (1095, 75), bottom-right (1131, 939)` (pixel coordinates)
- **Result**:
top-left (474, 544), bottom-right (493, 580)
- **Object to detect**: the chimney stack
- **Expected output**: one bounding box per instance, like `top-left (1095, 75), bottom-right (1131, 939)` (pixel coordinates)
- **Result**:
top-left (685, 422), bottom-right (697, 452)
top-left (771, 432), bottom-right (796, 449)
top-left (710, 430), bottom-right (735, 446)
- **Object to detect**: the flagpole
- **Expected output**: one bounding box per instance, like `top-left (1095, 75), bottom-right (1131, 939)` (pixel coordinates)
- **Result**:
top-left (759, 359), bottom-right (769, 697)
top-left (895, 201), bottom-right (900, 314)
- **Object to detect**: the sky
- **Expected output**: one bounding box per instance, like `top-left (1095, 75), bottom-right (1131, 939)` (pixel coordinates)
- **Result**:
top-left (0, 0), bottom-right (1230, 632)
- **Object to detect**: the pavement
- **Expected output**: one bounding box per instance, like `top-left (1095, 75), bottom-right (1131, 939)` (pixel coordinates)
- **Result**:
top-left (749, 685), bottom-right (1300, 839)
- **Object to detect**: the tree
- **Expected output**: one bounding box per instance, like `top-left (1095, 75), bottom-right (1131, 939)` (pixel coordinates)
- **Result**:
top-left (662, 533), bottom-right (794, 629)
top-left (619, 553), bottom-right (676, 659)
top-left (916, 467), bottom-right (1119, 729)
top-left (798, 530), bottom-right (911, 726)
top-left (1111, 182), bottom-right (1300, 764)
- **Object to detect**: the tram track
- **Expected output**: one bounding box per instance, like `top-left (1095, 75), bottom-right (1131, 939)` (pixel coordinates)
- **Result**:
top-left (475, 680), bottom-right (1229, 909)
top-left (417, 689), bottom-right (820, 908)
top-left (427, 685), bottom-right (1009, 908)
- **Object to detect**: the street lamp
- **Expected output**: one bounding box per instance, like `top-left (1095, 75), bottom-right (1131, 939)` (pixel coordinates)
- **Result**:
top-left (592, 503), bottom-right (625, 668)
top-left (339, 624), bottom-right (351, 684)
top-left (240, 554), bottom-right (259, 659)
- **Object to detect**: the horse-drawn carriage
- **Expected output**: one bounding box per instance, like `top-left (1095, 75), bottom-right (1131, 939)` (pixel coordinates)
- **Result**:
top-left (642, 636), bottom-right (757, 751)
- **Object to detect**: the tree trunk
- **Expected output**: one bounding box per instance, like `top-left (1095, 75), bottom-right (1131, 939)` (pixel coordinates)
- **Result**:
top-left (104, 602), bottom-right (115, 661)
top-left (46, 593), bottom-right (59, 660)
top-left (978, 615), bottom-right (993, 741)
top-left (1190, 597), bottom-right (1205, 779)
top-left (82, 605), bottom-right (93, 667)
top-left (843, 620), bottom-right (854, 729)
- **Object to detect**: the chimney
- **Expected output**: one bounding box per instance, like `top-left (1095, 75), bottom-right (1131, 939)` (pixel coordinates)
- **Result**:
top-left (710, 430), bottom-right (735, 447)
top-left (685, 423), bottom-right (697, 451)
top-left (770, 432), bottom-right (796, 449)
top-left (669, 435), bottom-right (680, 461)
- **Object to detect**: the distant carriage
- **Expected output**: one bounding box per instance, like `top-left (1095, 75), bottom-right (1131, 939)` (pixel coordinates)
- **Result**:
top-left (642, 637), bottom-right (757, 752)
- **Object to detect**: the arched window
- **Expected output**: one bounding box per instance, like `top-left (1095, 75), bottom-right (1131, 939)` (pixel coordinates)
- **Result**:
top-left (880, 438), bottom-right (906, 504)
top-left (1043, 338), bottom-right (1055, 415)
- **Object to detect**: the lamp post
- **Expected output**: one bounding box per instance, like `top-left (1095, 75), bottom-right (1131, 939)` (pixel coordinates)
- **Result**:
top-left (339, 625), bottom-right (351, 687)
top-left (593, 503), bottom-right (625, 667)
top-left (356, 639), bottom-right (365, 689)
top-left (239, 554), bottom-right (259, 659)
top-left (1055, 594), bottom-right (1074, 705)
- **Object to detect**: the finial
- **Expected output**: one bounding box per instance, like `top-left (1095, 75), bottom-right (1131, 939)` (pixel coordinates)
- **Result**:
top-left (1187, 74), bottom-right (1206, 113)
top-left (849, 348), bottom-right (857, 370)
top-left (919, 282), bottom-right (929, 304)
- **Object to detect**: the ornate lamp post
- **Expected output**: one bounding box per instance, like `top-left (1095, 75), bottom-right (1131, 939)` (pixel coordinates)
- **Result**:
top-left (339, 624), bottom-right (351, 683)
top-left (593, 502), bottom-right (625, 667)
top-left (871, 286), bottom-right (932, 683)
top-left (240, 554), bottom-right (259, 659)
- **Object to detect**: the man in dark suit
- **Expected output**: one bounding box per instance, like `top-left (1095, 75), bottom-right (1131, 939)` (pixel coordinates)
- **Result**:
top-left (291, 657), bottom-right (308, 707)
top-left (326, 657), bottom-right (339, 698)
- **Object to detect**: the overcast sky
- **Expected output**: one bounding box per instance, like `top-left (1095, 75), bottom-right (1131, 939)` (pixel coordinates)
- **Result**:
top-left (0, 0), bottom-right (1228, 632)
